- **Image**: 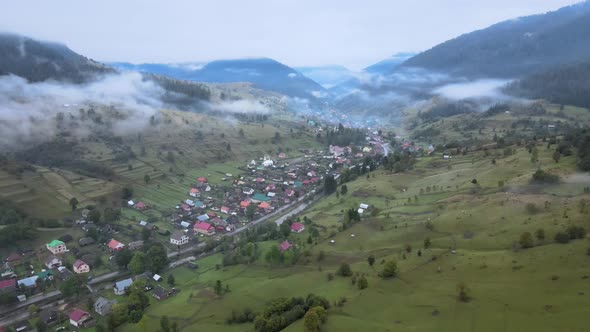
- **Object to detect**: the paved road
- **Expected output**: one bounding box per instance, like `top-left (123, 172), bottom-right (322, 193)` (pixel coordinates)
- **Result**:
top-left (0, 290), bottom-right (61, 316)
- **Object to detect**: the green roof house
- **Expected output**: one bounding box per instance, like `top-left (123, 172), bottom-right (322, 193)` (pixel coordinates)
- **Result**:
top-left (251, 193), bottom-right (270, 203)
top-left (46, 240), bottom-right (67, 254)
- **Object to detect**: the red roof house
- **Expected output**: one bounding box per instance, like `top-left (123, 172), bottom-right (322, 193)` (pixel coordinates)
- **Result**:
top-left (240, 200), bottom-right (251, 208)
top-left (220, 206), bottom-right (230, 214)
top-left (279, 240), bottom-right (291, 251)
top-left (255, 177), bottom-right (265, 183)
top-left (69, 308), bottom-right (90, 327)
top-left (0, 279), bottom-right (17, 294)
top-left (302, 180), bottom-right (311, 186)
top-left (194, 222), bottom-right (215, 235)
top-left (107, 239), bottom-right (125, 251)
top-left (189, 188), bottom-right (200, 196)
top-left (290, 222), bottom-right (305, 233)
top-left (134, 201), bottom-right (146, 210)
top-left (181, 203), bottom-right (191, 211)
top-left (259, 202), bottom-right (271, 210)
top-left (197, 177), bottom-right (208, 183)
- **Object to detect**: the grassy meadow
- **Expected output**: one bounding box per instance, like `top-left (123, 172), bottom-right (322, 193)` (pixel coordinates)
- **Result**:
top-left (112, 143), bottom-right (590, 332)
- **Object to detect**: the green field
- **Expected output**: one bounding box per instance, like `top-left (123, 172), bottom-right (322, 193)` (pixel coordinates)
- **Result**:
top-left (112, 143), bottom-right (590, 332)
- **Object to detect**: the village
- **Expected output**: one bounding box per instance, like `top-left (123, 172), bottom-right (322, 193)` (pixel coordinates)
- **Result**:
top-left (0, 129), bottom-right (389, 331)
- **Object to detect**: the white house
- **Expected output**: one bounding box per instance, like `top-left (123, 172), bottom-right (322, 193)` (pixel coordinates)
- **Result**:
top-left (170, 231), bottom-right (189, 246)
top-left (359, 203), bottom-right (369, 210)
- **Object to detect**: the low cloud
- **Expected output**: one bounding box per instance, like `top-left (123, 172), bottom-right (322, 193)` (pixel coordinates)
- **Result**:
top-left (433, 79), bottom-right (511, 100)
top-left (209, 99), bottom-right (270, 114)
top-left (0, 72), bottom-right (163, 150)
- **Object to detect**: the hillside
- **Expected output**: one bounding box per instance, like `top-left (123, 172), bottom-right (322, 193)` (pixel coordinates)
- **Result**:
top-left (0, 33), bottom-right (115, 83)
top-left (0, 106), bottom-right (321, 218)
top-left (403, 1), bottom-right (590, 78)
top-left (112, 58), bottom-right (327, 100)
top-left (506, 61), bottom-right (590, 108)
top-left (364, 52), bottom-right (416, 74)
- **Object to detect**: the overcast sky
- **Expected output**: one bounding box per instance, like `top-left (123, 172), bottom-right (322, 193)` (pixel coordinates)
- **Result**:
top-left (0, 0), bottom-right (582, 69)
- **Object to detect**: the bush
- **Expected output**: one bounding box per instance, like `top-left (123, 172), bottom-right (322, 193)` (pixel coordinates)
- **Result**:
top-left (566, 226), bottom-right (586, 240)
top-left (380, 260), bottom-right (398, 279)
top-left (525, 203), bottom-right (539, 214)
top-left (519, 232), bottom-right (534, 249)
top-left (554, 232), bottom-right (570, 244)
top-left (336, 263), bottom-right (352, 277)
top-left (531, 169), bottom-right (559, 184)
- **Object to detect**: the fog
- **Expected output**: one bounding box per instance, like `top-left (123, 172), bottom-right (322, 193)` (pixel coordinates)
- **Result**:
top-left (433, 79), bottom-right (512, 100)
top-left (0, 72), bottom-right (164, 149)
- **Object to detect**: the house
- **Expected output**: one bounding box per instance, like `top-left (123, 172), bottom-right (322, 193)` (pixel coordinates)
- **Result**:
top-left (240, 200), bottom-right (251, 208)
top-left (262, 155), bottom-right (274, 167)
top-left (307, 171), bottom-right (317, 177)
top-left (242, 188), bottom-right (254, 195)
top-left (259, 202), bottom-right (271, 210)
top-left (107, 239), bottom-right (125, 251)
top-left (46, 240), bottom-right (67, 254)
top-left (189, 188), bottom-right (200, 197)
top-left (127, 200), bottom-right (135, 206)
top-left (220, 206), bottom-right (230, 214)
top-left (180, 221), bottom-right (191, 228)
top-left (279, 240), bottom-right (291, 251)
top-left (128, 241), bottom-right (144, 251)
top-left (5, 253), bottom-right (22, 267)
top-left (0, 279), bottom-right (16, 295)
top-left (267, 192), bottom-right (276, 197)
top-left (285, 189), bottom-right (294, 197)
top-left (114, 278), bottom-right (133, 295)
top-left (18, 276), bottom-right (38, 288)
top-left (359, 203), bottom-right (369, 210)
top-left (69, 308), bottom-right (91, 327)
top-left (38, 270), bottom-right (54, 281)
top-left (79, 237), bottom-right (95, 247)
top-left (153, 274), bottom-right (163, 282)
top-left (358, 208), bottom-right (364, 214)
top-left (73, 260), bottom-right (90, 274)
top-left (170, 231), bottom-right (189, 246)
top-left (94, 297), bottom-right (116, 316)
top-left (194, 222), bottom-right (215, 236)
top-left (251, 193), bottom-right (270, 203)
top-left (39, 309), bottom-right (59, 326)
top-left (44, 255), bottom-right (62, 269)
top-left (197, 177), bottom-right (208, 183)
top-left (290, 222), bottom-right (305, 233)
top-left (197, 214), bottom-right (209, 222)
top-left (185, 199), bottom-right (195, 207)
top-left (135, 201), bottom-right (146, 210)
top-left (153, 285), bottom-right (172, 300)
top-left (181, 203), bottom-right (191, 212)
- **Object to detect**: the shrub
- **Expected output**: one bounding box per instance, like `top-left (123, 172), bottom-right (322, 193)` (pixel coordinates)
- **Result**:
top-left (336, 263), bottom-right (352, 277)
top-left (554, 232), bottom-right (570, 244)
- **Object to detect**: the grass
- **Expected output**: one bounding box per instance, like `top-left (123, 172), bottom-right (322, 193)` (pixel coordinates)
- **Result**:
top-left (114, 143), bottom-right (590, 332)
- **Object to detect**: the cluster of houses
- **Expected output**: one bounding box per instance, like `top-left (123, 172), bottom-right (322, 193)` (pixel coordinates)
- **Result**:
top-left (164, 153), bottom-right (335, 246)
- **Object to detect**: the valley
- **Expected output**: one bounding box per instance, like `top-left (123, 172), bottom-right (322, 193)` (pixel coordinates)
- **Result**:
top-left (2, 1), bottom-right (590, 332)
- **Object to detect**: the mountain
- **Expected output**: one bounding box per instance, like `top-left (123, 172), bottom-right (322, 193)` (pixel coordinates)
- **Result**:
top-left (507, 60), bottom-right (590, 108)
top-left (0, 33), bottom-right (114, 83)
top-left (112, 58), bottom-right (327, 100)
top-left (294, 65), bottom-right (356, 89)
top-left (403, 1), bottom-right (590, 78)
top-left (364, 52), bottom-right (416, 74)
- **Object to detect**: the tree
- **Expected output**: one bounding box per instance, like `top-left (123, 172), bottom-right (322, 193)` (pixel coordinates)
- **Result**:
top-left (336, 263), bottom-right (352, 277)
top-left (144, 174), bottom-right (151, 184)
top-left (457, 282), bottom-right (470, 302)
top-left (141, 228), bottom-right (151, 241)
top-left (381, 260), bottom-right (398, 278)
top-left (115, 248), bottom-right (133, 268)
top-left (214, 280), bottom-right (223, 295)
top-left (303, 309), bottom-right (321, 332)
top-left (160, 315), bottom-right (170, 332)
top-left (167, 274), bottom-right (175, 286)
top-left (519, 232), bottom-right (534, 249)
top-left (424, 237), bottom-right (431, 249)
top-left (69, 197), bottom-right (79, 211)
top-left (553, 150), bottom-right (561, 163)
top-left (367, 255), bottom-right (375, 267)
top-left (28, 304), bottom-right (38, 317)
top-left (357, 276), bottom-right (368, 290)
top-left (121, 185), bottom-right (134, 200)
top-left (87, 209), bottom-right (101, 224)
top-left (128, 252), bottom-right (149, 275)
top-left (245, 203), bottom-right (256, 221)
top-left (535, 228), bottom-right (545, 241)
top-left (340, 185), bottom-right (348, 195)
top-left (554, 232), bottom-right (570, 244)
top-left (147, 243), bottom-right (168, 272)
top-left (324, 175), bottom-right (337, 195)
top-left (279, 222), bottom-right (291, 238)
